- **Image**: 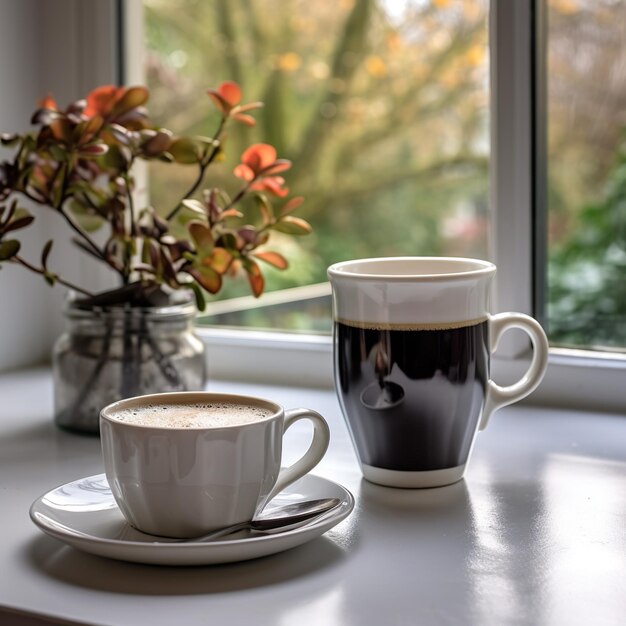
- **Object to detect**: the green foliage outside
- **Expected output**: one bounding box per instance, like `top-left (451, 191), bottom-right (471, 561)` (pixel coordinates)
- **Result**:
top-left (548, 133), bottom-right (626, 349)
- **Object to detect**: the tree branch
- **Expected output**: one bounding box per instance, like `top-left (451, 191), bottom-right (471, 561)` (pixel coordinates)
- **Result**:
top-left (289, 0), bottom-right (375, 181)
top-left (300, 155), bottom-right (488, 211)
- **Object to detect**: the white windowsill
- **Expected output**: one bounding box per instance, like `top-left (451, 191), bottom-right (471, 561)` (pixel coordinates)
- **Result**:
top-left (1, 367), bottom-right (625, 625)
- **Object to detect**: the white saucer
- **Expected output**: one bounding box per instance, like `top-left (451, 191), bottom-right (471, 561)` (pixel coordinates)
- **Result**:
top-left (30, 473), bottom-right (354, 566)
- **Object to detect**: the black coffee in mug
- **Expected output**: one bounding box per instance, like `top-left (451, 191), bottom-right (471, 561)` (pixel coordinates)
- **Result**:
top-left (328, 257), bottom-right (549, 488)
top-left (335, 319), bottom-right (489, 473)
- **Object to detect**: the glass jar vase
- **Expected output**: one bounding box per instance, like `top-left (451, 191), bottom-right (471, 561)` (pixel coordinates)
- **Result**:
top-left (53, 298), bottom-right (206, 434)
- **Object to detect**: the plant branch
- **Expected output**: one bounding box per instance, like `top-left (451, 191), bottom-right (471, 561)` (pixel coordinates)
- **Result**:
top-left (14, 184), bottom-right (120, 276)
top-left (19, 159), bottom-right (115, 274)
top-left (58, 205), bottom-right (109, 262)
top-left (12, 255), bottom-right (94, 296)
top-left (165, 118), bottom-right (227, 221)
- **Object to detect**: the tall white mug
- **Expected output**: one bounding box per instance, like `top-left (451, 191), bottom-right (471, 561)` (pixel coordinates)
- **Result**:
top-left (328, 257), bottom-right (548, 488)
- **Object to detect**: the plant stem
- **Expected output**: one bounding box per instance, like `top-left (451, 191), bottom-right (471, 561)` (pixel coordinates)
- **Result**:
top-left (165, 117), bottom-right (227, 221)
top-left (122, 171), bottom-right (136, 285)
top-left (223, 181), bottom-right (252, 212)
top-left (120, 306), bottom-right (139, 397)
top-left (18, 186), bottom-right (120, 277)
top-left (62, 315), bottom-right (113, 428)
top-left (12, 255), bottom-right (94, 296)
top-left (58, 205), bottom-right (107, 257)
top-left (140, 310), bottom-right (185, 390)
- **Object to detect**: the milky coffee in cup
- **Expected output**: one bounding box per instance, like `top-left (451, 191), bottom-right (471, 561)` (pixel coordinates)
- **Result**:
top-left (108, 401), bottom-right (274, 429)
top-left (100, 392), bottom-right (330, 538)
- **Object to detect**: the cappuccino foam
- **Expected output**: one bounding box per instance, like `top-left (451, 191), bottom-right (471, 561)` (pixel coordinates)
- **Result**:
top-left (109, 402), bottom-right (274, 429)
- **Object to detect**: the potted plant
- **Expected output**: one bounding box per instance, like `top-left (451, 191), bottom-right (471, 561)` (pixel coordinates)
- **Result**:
top-left (0, 81), bottom-right (311, 433)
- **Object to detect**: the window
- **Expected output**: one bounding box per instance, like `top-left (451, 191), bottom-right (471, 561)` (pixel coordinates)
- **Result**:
top-left (2, 0), bottom-right (621, 409)
top-left (545, 0), bottom-right (626, 352)
top-left (127, 0), bottom-right (626, 410)
top-left (143, 0), bottom-right (490, 332)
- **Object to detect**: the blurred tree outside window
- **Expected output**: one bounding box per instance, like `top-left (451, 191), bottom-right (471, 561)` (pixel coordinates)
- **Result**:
top-left (546, 0), bottom-right (626, 352)
top-left (144, 0), bottom-right (626, 353)
top-left (143, 0), bottom-right (490, 332)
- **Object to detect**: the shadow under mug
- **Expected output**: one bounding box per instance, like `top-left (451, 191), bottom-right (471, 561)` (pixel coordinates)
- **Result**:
top-left (328, 256), bottom-right (549, 489)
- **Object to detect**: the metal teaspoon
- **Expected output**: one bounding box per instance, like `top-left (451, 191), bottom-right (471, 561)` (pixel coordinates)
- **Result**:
top-left (181, 497), bottom-right (342, 542)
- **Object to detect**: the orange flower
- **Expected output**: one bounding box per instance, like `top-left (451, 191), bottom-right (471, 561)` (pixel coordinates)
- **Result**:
top-left (207, 81), bottom-right (262, 126)
top-left (207, 81), bottom-right (241, 113)
top-left (39, 94), bottom-right (58, 111)
top-left (233, 144), bottom-right (291, 197)
top-left (251, 176), bottom-right (289, 197)
top-left (84, 86), bottom-right (125, 118)
top-left (83, 85), bottom-right (148, 125)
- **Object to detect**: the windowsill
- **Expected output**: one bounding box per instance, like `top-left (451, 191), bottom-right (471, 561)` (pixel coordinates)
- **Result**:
top-left (1, 367), bottom-right (625, 625)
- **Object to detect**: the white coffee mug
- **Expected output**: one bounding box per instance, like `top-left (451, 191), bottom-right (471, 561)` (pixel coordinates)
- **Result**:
top-left (328, 256), bottom-right (549, 488)
top-left (100, 392), bottom-right (330, 538)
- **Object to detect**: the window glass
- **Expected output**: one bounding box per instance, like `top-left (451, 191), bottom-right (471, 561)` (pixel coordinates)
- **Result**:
top-left (144, 0), bottom-right (490, 331)
top-left (547, 0), bottom-right (626, 351)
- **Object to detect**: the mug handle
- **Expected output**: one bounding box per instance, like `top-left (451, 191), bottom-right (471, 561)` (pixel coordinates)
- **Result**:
top-left (265, 408), bottom-right (331, 502)
top-left (480, 312), bottom-right (549, 430)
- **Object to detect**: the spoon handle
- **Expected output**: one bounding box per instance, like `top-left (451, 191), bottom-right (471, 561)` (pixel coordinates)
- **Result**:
top-left (175, 497), bottom-right (342, 543)
top-left (188, 521), bottom-right (252, 542)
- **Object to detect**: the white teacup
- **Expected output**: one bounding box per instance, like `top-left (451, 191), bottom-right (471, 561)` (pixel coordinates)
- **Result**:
top-left (100, 392), bottom-right (330, 538)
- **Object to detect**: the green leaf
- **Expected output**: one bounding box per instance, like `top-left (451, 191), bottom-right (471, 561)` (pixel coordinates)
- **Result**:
top-left (169, 137), bottom-right (200, 164)
top-left (279, 196), bottom-right (304, 217)
top-left (219, 208), bottom-right (243, 219)
top-left (218, 232), bottom-right (239, 250)
top-left (41, 240), bottom-right (53, 269)
top-left (3, 215), bottom-right (34, 234)
top-left (253, 250), bottom-right (288, 270)
top-left (2, 207), bottom-right (35, 233)
top-left (242, 258), bottom-right (264, 297)
top-left (206, 248), bottom-right (233, 274)
top-left (181, 199), bottom-right (207, 216)
top-left (189, 265), bottom-right (222, 294)
top-left (100, 144), bottom-right (130, 170)
top-left (273, 216), bottom-right (313, 236)
top-left (111, 86), bottom-right (149, 117)
top-left (256, 195), bottom-right (274, 225)
top-left (77, 143), bottom-right (109, 158)
top-left (43, 271), bottom-right (57, 286)
top-left (189, 282), bottom-right (206, 311)
top-left (0, 240), bottom-right (20, 261)
top-left (0, 133), bottom-right (20, 147)
top-left (142, 129), bottom-right (173, 156)
top-left (48, 144), bottom-right (68, 163)
top-left (189, 221), bottom-right (214, 256)
top-left (68, 200), bottom-right (104, 233)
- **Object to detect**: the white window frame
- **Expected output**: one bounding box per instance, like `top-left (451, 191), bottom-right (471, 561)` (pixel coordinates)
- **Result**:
top-left (192, 0), bottom-right (626, 414)
top-left (2, 1), bottom-right (624, 413)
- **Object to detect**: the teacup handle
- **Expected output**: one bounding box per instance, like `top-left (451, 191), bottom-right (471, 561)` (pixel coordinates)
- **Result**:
top-left (265, 408), bottom-right (331, 502)
top-left (480, 312), bottom-right (549, 430)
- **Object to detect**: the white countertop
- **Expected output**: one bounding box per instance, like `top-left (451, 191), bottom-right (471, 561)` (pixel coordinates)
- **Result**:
top-left (1, 368), bottom-right (625, 626)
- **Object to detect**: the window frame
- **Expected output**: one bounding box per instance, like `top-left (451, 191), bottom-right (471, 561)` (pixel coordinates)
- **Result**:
top-left (12, 0), bottom-right (619, 412)
top-left (191, 0), bottom-right (626, 414)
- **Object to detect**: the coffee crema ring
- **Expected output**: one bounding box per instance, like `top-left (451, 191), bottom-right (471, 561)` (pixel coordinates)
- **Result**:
top-left (335, 316), bottom-right (489, 332)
